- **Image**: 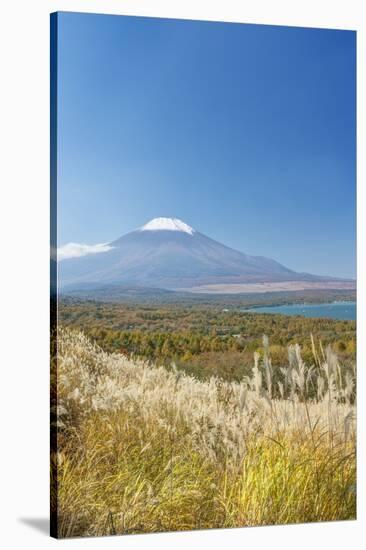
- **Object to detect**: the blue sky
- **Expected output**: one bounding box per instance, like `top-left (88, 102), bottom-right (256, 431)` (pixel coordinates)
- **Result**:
top-left (56, 12), bottom-right (356, 278)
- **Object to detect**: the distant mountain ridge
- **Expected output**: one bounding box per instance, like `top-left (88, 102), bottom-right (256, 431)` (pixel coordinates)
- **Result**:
top-left (58, 217), bottom-right (351, 291)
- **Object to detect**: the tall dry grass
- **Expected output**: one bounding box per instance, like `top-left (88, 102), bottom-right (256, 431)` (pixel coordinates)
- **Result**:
top-left (51, 328), bottom-right (356, 538)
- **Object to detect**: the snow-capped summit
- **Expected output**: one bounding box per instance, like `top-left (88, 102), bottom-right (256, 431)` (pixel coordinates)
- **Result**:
top-left (139, 217), bottom-right (195, 235)
top-left (59, 217), bottom-right (340, 292)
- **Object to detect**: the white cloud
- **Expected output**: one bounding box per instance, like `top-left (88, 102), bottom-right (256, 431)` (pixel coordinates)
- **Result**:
top-left (57, 242), bottom-right (114, 261)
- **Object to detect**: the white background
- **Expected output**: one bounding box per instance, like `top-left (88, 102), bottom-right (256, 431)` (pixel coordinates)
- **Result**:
top-left (0, 0), bottom-right (365, 548)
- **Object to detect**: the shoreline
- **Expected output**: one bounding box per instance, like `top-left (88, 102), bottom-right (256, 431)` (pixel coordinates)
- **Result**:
top-left (240, 300), bottom-right (356, 321)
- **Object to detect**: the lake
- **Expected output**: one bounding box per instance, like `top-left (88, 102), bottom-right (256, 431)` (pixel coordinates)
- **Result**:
top-left (244, 301), bottom-right (356, 321)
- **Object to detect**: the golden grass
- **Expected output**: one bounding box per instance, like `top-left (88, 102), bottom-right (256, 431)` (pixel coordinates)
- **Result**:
top-left (51, 329), bottom-right (356, 538)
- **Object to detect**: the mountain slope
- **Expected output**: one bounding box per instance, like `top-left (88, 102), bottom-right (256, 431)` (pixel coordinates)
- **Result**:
top-left (58, 217), bottom-right (343, 290)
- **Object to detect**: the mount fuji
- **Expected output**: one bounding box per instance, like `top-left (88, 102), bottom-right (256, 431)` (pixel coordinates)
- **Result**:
top-left (58, 217), bottom-right (349, 292)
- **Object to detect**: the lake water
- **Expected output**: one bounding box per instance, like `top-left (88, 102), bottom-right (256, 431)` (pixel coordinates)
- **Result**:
top-left (244, 301), bottom-right (356, 321)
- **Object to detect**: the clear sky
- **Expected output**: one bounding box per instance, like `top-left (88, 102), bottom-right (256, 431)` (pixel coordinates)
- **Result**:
top-left (56, 12), bottom-right (356, 278)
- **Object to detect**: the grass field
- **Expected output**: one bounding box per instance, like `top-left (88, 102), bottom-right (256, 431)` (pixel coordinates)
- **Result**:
top-left (51, 328), bottom-right (356, 538)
